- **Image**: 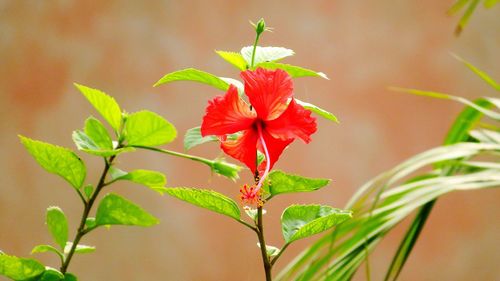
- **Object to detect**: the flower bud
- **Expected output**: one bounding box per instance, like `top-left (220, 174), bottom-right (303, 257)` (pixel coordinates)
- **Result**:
top-left (255, 18), bottom-right (266, 35)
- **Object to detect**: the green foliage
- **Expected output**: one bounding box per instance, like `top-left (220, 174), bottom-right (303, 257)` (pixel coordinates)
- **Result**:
top-left (215, 51), bottom-right (247, 70)
top-left (37, 267), bottom-right (64, 281)
top-left (154, 68), bottom-right (230, 91)
top-left (19, 136), bottom-right (86, 189)
top-left (63, 273), bottom-right (78, 281)
top-left (183, 126), bottom-right (239, 151)
top-left (447, 0), bottom-right (498, 35)
top-left (72, 130), bottom-right (133, 157)
top-left (109, 167), bottom-right (167, 194)
top-left (124, 110), bottom-right (177, 147)
top-left (257, 62), bottom-right (328, 79)
top-left (164, 188), bottom-right (241, 220)
top-left (264, 170), bottom-right (330, 198)
top-left (281, 205), bottom-right (352, 243)
top-left (0, 254), bottom-right (45, 280)
top-left (64, 243), bottom-right (95, 255)
top-left (84, 117), bottom-right (113, 150)
top-left (95, 193), bottom-right (159, 227)
top-left (241, 46), bottom-right (294, 66)
top-left (258, 244), bottom-right (280, 258)
top-left (451, 54), bottom-right (500, 91)
top-left (31, 245), bottom-right (64, 262)
top-left (74, 83), bottom-right (122, 132)
top-left (295, 99), bottom-right (339, 123)
top-left (210, 159), bottom-right (242, 181)
top-left (46, 207), bottom-right (68, 250)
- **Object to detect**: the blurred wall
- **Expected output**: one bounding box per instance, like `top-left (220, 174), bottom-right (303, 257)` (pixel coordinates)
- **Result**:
top-left (1, 1), bottom-right (499, 280)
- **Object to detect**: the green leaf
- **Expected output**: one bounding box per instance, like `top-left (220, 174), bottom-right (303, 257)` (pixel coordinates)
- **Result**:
top-left (281, 205), bottom-right (352, 243)
top-left (210, 159), bottom-right (242, 181)
top-left (83, 184), bottom-right (94, 199)
top-left (46, 207), bottom-right (68, 250)
top-left (244, 207), bottom-right (259, 221)
top-left (215, 51), bottom-right (247, 70)
top-left (20, 136), bottom-right (86, 189)
top-left (109, 167), bottom-right (167, 194)
top-left (95, 193), bottom-right (159, 227)
top-left (294, 99), bottom-right (339, 123)
top-left (257, 243), bottom-right (280, 258)
top-left (31, 245), bottom-right (64, 262)
top-left (63, 273), bottom-right (78, 281)
top-left (447, 0), bottom-right (470, 15)
top-left (72, 130), bottom-right (133, 156)
top-left (184, 126), bottom-right (238, 151)
top-left (241, 46), bottom-right (294, 65)
top-left (74, 83), bottom-right (122, 132)
top-left (165, 188), bottom-right (241, 220)
top-left (390, 87), bottom-right (500, 120)
top-left (0, 255), bottom-right (45, 280)
top-left (264, 170), bottom-right (330, 197)
top-left (184, 126), bottom-right (218, 151)
top-left (454, 0), bottom-right (480, 35)
top-left (85, 218), bottom-right (96, 229)
top-left (451, 54), bottom-right (500, 91)
top-left (124, 110), bottom-right (177, 146)
top-left (154, 68), bottom-right (230, 91)
top-left (64, 243), bottom-right (95, 255)
top-left (84, 117), bottom-right (113, 149)
top-left (39, 267), bottom-right (64, 281)
top-left (484, 0), bottom-right (499, 8)
top-left (256, 62), bottom-right (328, 79)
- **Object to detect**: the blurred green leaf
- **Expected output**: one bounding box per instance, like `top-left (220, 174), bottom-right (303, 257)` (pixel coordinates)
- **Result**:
top-left (257, 243), bottom-right (280, 258)
top-left (74, 83), bottom-right (122, 132)
top-left (295, 99), bottom-right (339, 123)
top-left (124, 110), bottom-right (177, 147)
top-left (72, 130), bottom-right (133, 156)
top-left (184, 126), bottom-right (239, 151)
top-left (210, 159), bottom-right (242, 181)
top-left (281, 205), bottom-right (352, 243)
top-left (257, 62), bottom-right (328, 79)
top-left (390, 87), bottom-right (500, 120)
top-left (46, 207), bottom-right (68, 250)
top-left (0, 254), bottom-right (45, 280)
top-left (84, 117), bottom-right (113, 149)
top-left (154, 68), bottom-right (230, 91)
top-left (451, 54), bottom-right (500, 91)
top-left (63, 273), bottom-right (78, 281)
top-left (31, 245), bottom-right (64, 262)
top-left (215, 51), bottom-right (247, 70)
top-left (165, 188), bottom-right (241, 220)
top-left (484, 0), bottom-right (499, 8)
top-left (264, 170), bottom-right (330, 198)
top-left (109, 167), bottom-right (167, 194)
top-left (38, 267), bottom-right (64, 281)
top-left (95, 193), bottom-right (159, 227)
top-left (448, 0), bottom-right (471, 15)
top-left (241, 46), bottom-right (294, 65)
top-left (64, 243), bottom-right (95, 255)
top-left (20, 136), bottom-right (86, 189)
top-left (83, 184), bottom-right (94, 199)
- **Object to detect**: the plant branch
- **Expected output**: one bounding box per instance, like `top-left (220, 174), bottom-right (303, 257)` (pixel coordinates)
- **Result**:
top-left (238, 219), bottom-right (258, 232)
top-left (60, 154), bottom-right (117, 274)
top-left (256, 206), bottom-right (272, 281)
top-left (131, 145), bottom-right (214, 166)
top-left (270, 242), bottom-right (290, 266)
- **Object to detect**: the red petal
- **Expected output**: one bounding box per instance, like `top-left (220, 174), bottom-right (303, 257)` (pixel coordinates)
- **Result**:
top-left (257, 129), bottom-right (293, 174)
top-left (265, 99), bottom-right (317, 143)
top-left (201, 85), bottom-right (256, 137)
top-left (221, 129), bottom-right (259, 173)
top-left (240, 68), bottom-right (293, 121)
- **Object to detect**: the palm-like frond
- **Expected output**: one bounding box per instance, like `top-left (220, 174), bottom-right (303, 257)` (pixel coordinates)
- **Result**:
top-left (277, 59), bottom-right (500, 281)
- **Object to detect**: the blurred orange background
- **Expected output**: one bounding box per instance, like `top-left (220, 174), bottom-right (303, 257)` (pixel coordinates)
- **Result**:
top-left (1, 1), bottom-right (499, 280)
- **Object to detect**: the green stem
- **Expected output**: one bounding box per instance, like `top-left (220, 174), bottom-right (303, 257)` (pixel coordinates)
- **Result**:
top-left (60, 154), bottom-right (117, 274)
top-left (256, 206), bottom-right (272, 281)
top-left (131, 145), bottom-right (213, 166)
top-left (250, 33), bottom-right (262, 68)
top-left (270, 242), bottom-right (290, 266)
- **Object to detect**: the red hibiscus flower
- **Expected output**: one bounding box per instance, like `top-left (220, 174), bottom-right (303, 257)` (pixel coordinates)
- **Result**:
top-left (201, 68), bottom-right (317, 196)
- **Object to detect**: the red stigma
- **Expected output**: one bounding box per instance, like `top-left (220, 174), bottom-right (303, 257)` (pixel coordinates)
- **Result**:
top-left (239, 184), bottom-right (263, 206)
